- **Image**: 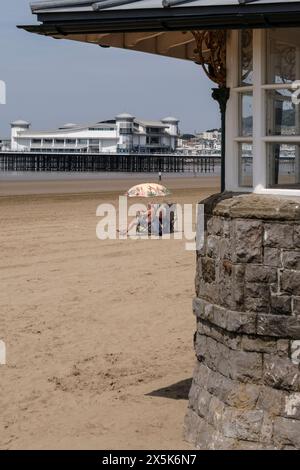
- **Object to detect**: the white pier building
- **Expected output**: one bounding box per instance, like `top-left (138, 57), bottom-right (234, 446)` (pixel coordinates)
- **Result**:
top-left (10, 114), bottom-right (179, 154)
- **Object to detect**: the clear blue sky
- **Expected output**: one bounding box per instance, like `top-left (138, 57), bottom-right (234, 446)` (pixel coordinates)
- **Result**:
top-left (0, 0), bottom-right (220, 137)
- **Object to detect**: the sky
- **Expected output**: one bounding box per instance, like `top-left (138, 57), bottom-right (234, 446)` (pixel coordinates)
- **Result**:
top-left (0, 0), bottom-right (220, 137)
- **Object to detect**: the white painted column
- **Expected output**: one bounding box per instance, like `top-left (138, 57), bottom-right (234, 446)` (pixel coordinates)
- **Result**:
top-left (253, 29), bottom-right (267, 192)
top-left (225, 30), bottom-right (239, 191)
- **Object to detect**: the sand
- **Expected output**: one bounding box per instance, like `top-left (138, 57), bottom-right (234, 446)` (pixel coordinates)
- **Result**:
top-left (0, 175), bottom-right (219, 450)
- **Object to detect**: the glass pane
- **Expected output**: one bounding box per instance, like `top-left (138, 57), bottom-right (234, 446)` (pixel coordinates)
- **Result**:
top-left (267, 144), bottom-right (300, 188)
top-left (240, 30), bottom-right (253, 86)
top-left (239, 143), bottom-right (253, 187)
top-left (266, 89), bottom-right (300, 136)
top-left (267, 28), bottom-right (300, 84)
top-left (240, 93), bottom-right (253, 137)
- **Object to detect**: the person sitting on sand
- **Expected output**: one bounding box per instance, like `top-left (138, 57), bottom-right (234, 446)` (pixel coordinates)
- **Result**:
top-left (119, 204), bottom-right (158, 236)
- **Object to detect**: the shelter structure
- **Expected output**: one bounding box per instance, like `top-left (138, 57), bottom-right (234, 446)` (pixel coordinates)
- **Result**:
top-left (21, 0), bottom-right (300, 449)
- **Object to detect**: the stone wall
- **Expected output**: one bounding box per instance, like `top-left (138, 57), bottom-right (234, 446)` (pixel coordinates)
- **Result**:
top-left (184, 193), bottom-right (300, 450)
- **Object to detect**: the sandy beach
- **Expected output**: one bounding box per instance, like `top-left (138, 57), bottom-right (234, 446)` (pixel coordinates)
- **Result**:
top-left (0, 175), bottom-right (219, 450)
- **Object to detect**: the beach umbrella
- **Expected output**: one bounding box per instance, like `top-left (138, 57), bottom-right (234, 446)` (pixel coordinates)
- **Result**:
top-left (126, 183), bottom-right (171, 198)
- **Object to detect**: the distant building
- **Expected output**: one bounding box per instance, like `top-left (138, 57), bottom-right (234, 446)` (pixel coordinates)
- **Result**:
top-left (177, 129), bottom-right (221, 156)
top-left (9, 114), bottom-right (179, 154)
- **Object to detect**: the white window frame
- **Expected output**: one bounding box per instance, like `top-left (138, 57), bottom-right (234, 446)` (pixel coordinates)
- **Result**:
top-left (226, 28), bottom-right (300, 196)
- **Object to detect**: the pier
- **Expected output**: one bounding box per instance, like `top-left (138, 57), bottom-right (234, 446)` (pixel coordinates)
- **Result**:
top-left (0, 151), bottom-right (220, 173)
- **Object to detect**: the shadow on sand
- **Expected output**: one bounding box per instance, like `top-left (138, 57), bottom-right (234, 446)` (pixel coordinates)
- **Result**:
top-left (146, 378), bottom-right (192, 400)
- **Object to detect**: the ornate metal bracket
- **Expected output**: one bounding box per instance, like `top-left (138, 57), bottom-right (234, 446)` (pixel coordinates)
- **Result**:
top-left (191, 30), bottom-right (227, 87)
top-left (192, 30), bottom-right (228, 192)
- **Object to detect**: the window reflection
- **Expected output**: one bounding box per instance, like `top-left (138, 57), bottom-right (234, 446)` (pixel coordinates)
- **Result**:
top-left (239, 143), bottom-right (253, 187)
top-left (240, 30), bottom-right (253, 86)
top-left (267, 144), bottom-right (300, 188)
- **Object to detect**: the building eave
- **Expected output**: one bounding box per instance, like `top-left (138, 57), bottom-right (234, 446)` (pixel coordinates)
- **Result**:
top-left (19, 3), bottom-right (300, 37)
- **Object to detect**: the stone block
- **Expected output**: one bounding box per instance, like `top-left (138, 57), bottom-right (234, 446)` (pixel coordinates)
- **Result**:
top-left (206, 370), bottom-right (234, 403)
top-left (261, 414), bottom-right (274, 445)
top-left (183, 408), bottom-right (202, 446)
top-left (257, 314), bottom-right (300, 339)
top-left (197, 321), bottom-right (241, 350)
top-left (232, 264), bottom-right (245, 307)
top-left (245, 265), bottom-right (277, 284)
top-left (229, 350), bottom-right (263, 384)
top-left (219, 238), bottom-right (232, 260)
top-left (207, 235), bottom-right (220, 259)
top-left (282, 251), bottom-right (300, 270)
top-left (270, 294), bottom-right (292, 315)
top-left (192, 361), bottom-right (211, 388)
top-left (194, 419), bottom-right (216, 450)
top-left (226, 383), bottom-right (261, 410)
top-left (193, 297), bottom-right (206, 318)
top-left (292, 297), bottom-right (300, 316)
top-left (193, 298), bottom-right (257, 334)
top-left (241, 336), bottom-right (277, 354)
top-left (207, 396), bottom-right (225, 429)
top-left (274, 417), bottom-right (300, 448)
top-left (207, 216), bottom-right (223, 236)
top-left (188, 381), bottom-right (201, 412)
top-left (257, 386), bottom-right (285, 416)
top-left (277, 339), bottom-right (290, 357)
top-left (263, 355), bottom-right (300, 392)
top-left (201, 256), bottom-right (216, 284)
top-left (294, 225), bottom-right (300, 248)
top-left (227, 311), bottom-right (256, 335)
top-left (264, 223), bottom-right (294, 249)
top-left (207, 216), bottom-right (231, 239)
top-left (222, 408), bottom-right (264, 441)
top-left (198, 281), bottom-right (219, 305)
top-left (233, 219), bottom-right (263, 263)
top-left (264, 247), bottom-right (281, 268)
top-left (197, 389), bottom-right (212, 419)
top-left (244, 283), bottom-right (270, 313)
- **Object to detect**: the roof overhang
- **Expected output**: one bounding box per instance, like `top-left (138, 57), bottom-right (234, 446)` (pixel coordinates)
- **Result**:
top-left (20, 2), bottom-right (300, 34)
top-left (18, 2), bottom-right (300, 63)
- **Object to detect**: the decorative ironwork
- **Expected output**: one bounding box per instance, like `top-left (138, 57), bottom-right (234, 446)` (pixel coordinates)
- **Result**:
top-left (192, 30), bottom-right (227, 87)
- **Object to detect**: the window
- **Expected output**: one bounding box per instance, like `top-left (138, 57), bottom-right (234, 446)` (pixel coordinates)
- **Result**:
top-left (265, 28), bottom-right (300, 189)
top-left (234, 30), bottom-right (253, 188)
top-left (239, 30), bottom-right (253, 86)
top-left (146, 136), bottom-right (160, 145)
top-left (43, 139), bottom-right (53, 144)
top-left (267, 144), bottom-right (300, 188)
top-left (119, 124), bottom-right (133, 135)
top-left (89, 127), bottom-right (114, 131)
top-left (266, 29), bottom-right (298, 85)
top-left (54, 139), bottom-right (64, 144)
top-left (240, 93), bottom-right (253, 137)
top-left (31, 139), bottom-right (42, 144)
top-left (228, 28), bottom-right (300, 193)
top-left (78, 139), bottom-right (88, 145)
top-left (239, 143), bottom-right (253, 187)
top-left (146, 127), bottom-right (162, 134)
top-left (66, 139), bottom-right (76, 144)
top-left (266, 89), bottom-right (298, 136)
